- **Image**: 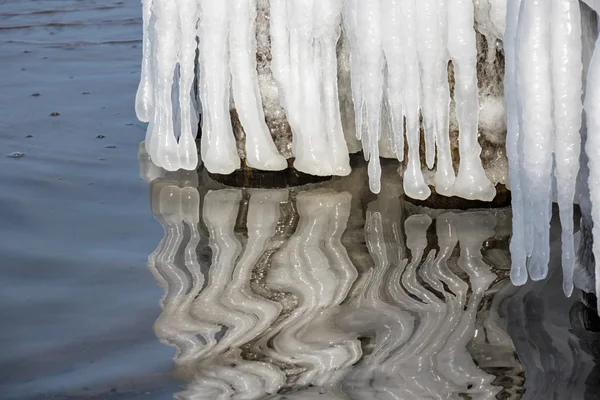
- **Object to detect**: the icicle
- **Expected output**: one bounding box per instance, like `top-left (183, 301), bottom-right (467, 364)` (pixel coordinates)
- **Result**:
top-left (505, 0), bottom-right (528, 286)
top-left (433, 0), bottom-right (455, 196)
top-left (448, 0), bottom-right (496, 201)
top-left (551, 0), bottom-right (583, 296)
top-left (516, 0), bottom-right (553, 281)
top-left (342, 0), bottom-right (365, 142)
top-left (355, 0), bottom-right (384, 193)
top-left (381, 0), bottom-right (405, 162)
top-left (584, 34), bottom-right (600, 311)
top-left (147, 0), bottom-right (180, 171)
top-left (229, 0), bottom-right (287, 171)
top-left (136, 0), bottom-right (155, 123)
top-left (402, 0), bottom-right (431, 200)
top-left (416, 0), bottom-right (442, 169)
top-left (177, 0), bottom-right (199, 171)
top-left (315, 0), bottom-right (352, 176)
top-left (198, 0), bottom-right (240, 174)
top-left (288, 1), bottom-right (336, 176)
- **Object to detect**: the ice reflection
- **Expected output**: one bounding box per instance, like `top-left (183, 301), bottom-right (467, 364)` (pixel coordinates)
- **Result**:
top-left (140, 146), bottom-right (524, 399)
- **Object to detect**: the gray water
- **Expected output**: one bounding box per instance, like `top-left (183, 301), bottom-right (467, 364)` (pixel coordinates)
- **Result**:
top-left (1, 1), bottom-right (178, 398)
top-left (1, 1), bottom-right (599, 399)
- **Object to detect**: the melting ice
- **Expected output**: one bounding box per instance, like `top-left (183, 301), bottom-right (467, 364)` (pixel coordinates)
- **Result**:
top-left (137, 0), bottom-right (600, 309)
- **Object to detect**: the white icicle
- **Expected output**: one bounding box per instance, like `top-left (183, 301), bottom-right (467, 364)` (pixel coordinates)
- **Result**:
top-left (229, 0), bottom-right (287, 171)
top-left (136, 0), bottom-right (155, 123)
top-left (148, 0), bottom-right (180, 171)
top-left (382, 0), bottom-right (405, 162)
top-left (505, 0), bottom-right (527, 286)
top-left (551, 0), bottom-right (583, 296)
top-left (516, 0), bottom-right (553, 280)
top-left (448, 0), bottom-right (496, 201)
top-left (342, 0), bottom-right (365, 142)
top-left (315, 0), bottom-right (351, 176)
top-left (355, 0), bottom-right (384, 193)
top-left (584, 35), bottom-right (600, 311)
top-left (433, 0), bottom-right (455, 196)
top-left (198, 0), bottom-right (240, 174)
top-left (177, 0), bottom-right (200, 171)
top-left (402, 0), bottom-right (431, 200)
top-left (288, 0), bottom-right (334, 176)
top-left (416, 0), bottom-right (442, 169)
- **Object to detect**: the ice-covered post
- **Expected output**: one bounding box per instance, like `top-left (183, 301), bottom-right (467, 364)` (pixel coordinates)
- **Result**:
top-left (136, 0), bottom-right (509, 202)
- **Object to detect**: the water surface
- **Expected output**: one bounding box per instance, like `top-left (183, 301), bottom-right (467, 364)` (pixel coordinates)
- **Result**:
top-left (1, 1), bottom-right (599, 400)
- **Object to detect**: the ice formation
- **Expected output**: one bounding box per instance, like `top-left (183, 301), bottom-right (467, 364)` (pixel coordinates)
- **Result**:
top-left (136, 0), bottom-right (500, 200)
top-left (506, 0), bottom-right (600, 302)
top-left (137, 0), bottom-right (600, 308)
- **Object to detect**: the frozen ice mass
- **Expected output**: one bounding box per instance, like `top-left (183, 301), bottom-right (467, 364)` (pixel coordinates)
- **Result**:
top-left (136, 1), bottom-right (600, 307)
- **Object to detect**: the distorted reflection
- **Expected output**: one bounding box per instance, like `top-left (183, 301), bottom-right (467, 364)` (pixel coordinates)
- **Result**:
top-left (139, 144), bottom-right (595, 399)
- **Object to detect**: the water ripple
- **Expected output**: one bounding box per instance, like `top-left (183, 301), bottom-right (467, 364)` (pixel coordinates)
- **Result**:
top-left (139, 147), bottom-right (528, 399)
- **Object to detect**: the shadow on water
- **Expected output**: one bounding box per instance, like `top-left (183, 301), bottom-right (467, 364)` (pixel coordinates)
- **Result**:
top-left (140, 144), bottom-right (600, 400)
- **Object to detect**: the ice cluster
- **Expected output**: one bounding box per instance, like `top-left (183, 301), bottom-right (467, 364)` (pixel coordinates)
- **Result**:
top-left (136, 0), bottom-right (600, 305)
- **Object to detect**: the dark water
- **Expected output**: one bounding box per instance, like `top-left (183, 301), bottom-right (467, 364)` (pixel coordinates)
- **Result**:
top-left (1, 2), bottom-right (600, 400)
top-left (0, 1), bottom-right (178, 398)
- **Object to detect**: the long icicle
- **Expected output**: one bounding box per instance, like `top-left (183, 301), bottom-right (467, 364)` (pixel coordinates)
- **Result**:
top-left (149, 0), bottom-right (180, 171)
top-left (551, 0), bottom-right (583, 296)
top-left (198, 0), bottom-right (240, 174)
top-left (177, 0), bottom-right (200, 171)
top-left (382, 0), bottom-right (406, 162)
top-left (433, 0), bottom-right (455, 196)
top-left (416, 0), bottom-right (442, 169)
top-left (516, 0), bottom-right (553, 281)
top-left (136, 0), bottom-right (155, 123)
top-left (229, 0), bottom-right (287, 171)
top-left (448, 0), bottom-right (496, 201)
top-left (356, 0), bottom-right (385, 193)
top-left (316, 0), bottom-right (352, 176)
top-left (402, 0), bottom-right (430, 200)
top-left (505, 0), bottom-right (527, 286)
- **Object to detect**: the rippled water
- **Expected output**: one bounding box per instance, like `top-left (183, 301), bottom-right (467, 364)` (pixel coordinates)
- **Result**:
top-left (2, 1), bottom-right (600, 400)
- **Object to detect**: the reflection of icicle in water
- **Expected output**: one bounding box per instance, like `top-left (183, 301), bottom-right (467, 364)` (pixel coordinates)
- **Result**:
top-left (145, 174), bottom-right (364, 396)
top-left (141, 150), bottom-right (523, 399)
top-left (257, 189), bottom-right (361, 387)
top-left (337, 204), bottom-right (511, 399)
